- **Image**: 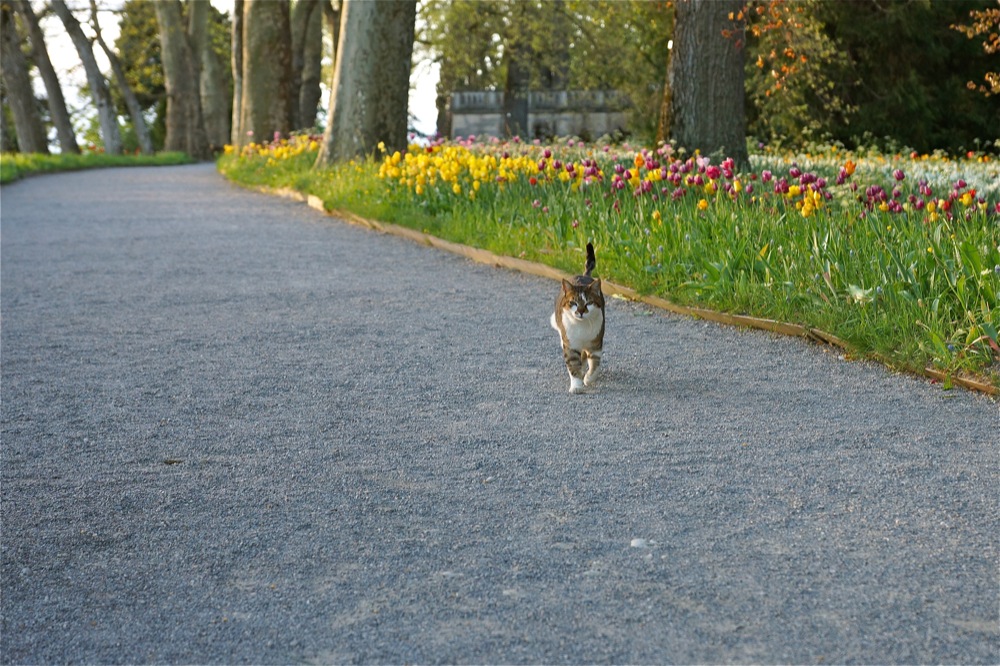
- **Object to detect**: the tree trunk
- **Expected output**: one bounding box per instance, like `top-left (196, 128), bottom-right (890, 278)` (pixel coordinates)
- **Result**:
top-left (502, 2), bottom-right (529, 138)
top-left (666, 0), bottom-right (748, 169)
top-left (0, 2), bottom-right (48, 153)
top-left (188, 0), bottom-right (230, 151)
top-left (51, 0), bottom-right (122, 154)
top-left (322, 0), bottom-right (341, 67)
top-left (154, 0), bottom-right (210, 159)
top-left (1, 97), bottom-right (18, 152)
top-left (239, 0), bottom-right (292, 148)
top-left (316, 0), bottom-right (415, 164)
top-left (291, 0), bottom-right (322, 130)
top-left (231, 0), bottom-right (243, 145)
top-left (89, 0), bottom-right (152, 155)
top-left (12, 0), bottom-right (78, 153)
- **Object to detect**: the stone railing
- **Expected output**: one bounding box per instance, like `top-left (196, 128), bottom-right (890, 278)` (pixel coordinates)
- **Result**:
top-left (448, 90), bottom-right (630, 140)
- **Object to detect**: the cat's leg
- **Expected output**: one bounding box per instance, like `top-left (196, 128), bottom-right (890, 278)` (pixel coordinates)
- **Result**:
top-left (563, 346), bottom-right (587, 393)
top-left (584, 349), bottom-right (602, 385)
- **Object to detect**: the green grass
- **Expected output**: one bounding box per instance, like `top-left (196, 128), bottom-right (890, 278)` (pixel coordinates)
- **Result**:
top-left (0, 151), bottom-right (193, 184)
top-left (218, 138), bottom-right (1000, 390)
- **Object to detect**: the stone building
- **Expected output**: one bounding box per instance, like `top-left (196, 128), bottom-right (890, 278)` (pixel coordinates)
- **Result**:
top-left (447, 90), bottom-right (629, 141)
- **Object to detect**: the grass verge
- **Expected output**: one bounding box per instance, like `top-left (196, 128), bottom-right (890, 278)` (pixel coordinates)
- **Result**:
top-left (0, 151), bottom-right (193, 185)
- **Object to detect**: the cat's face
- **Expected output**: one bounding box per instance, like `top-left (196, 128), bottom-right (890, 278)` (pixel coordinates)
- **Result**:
top-left (560, 279), bottom-right (603, 320)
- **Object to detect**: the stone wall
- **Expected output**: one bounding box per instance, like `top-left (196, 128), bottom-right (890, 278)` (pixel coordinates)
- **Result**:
top-left (449, 90), bottom-right (629, 140)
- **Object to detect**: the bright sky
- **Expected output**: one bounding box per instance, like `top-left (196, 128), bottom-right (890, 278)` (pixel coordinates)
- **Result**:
top-left (33, 0), bottom-right (440, 145)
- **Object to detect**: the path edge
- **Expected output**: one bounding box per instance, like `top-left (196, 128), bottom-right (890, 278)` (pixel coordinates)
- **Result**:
top-left (260, 184), bottom-right (997, 397)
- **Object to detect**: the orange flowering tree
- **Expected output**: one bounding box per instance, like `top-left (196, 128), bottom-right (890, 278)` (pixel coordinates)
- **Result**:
top-left (738, 0), bottom-right (852, 147)
top-left (951, 1), bottom-right (1000, 97)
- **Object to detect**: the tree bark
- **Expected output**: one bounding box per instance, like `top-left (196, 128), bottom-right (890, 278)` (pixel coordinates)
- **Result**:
top-left (188, 0), bottom-right (230, 150)
top-left (666, 0), bottom-right (748, 169)
top-left (12, 0), bottom-right (78, 153)
top-left (231, 0), bottom-right (243, 145)
top-left (89, 0), bottom-right (152, 154)
top-left (316, 0), bottom-right (415, 164)
top-left (502, 1), bottom-right (529, 138)
top-left (0, 2), bottom-right (48, 153)
top-left (1, 98), bottom-right (18, 152)
top-left (322, 0), bottom-right (341, 67)
top-left (51, 0), bottom-right (122, 154)
top-left (154, 0), bottom-right (210, 159)
top-left (291, 0), bottom-right (322, 130)
top-left (239, 0), bottom-right (292, 148)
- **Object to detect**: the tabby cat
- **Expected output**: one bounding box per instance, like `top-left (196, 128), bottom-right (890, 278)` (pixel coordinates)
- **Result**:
top-left (550, 243), bottom-right (605, 393)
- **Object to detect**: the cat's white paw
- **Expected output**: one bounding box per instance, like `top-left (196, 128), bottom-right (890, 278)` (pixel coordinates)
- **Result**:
top-left (569, 377), bottom-right (587, 393)
top-left (584, 368), bottom-right (599, 386)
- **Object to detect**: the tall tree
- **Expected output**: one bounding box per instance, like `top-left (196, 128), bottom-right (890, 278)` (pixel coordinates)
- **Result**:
top-left (821, 0), bottom-right (998, 153)
top-left (89, 0), bottom-right (152, 154)
top-left (321, 0), bottom-right (341, 69)
top-left (230, 0), bottom-right (243, 145)
top-left (665, 0), bottom-right (747, 169)
top-left (52, 0), bottom-right (122, 154)
top-left (290, 0), bottom-right (323, 130)
top-left (742, 0), bottom-right (852, 147)
top-left (238, 0), bottom-right (292, 149)
top-left (114, 0), bottom-right (166, 148)
top-left (188, 0), bottom-right (229, 150)
top-left (316, 0), bottom-right (416, 164)
top-left (154, 0), bottom-right (210, 159)
top-left (0, 1), bottom-right (48, 153)
top-left (13, 0), bottom-right (78, 153)
top-left (1, 90), bottom-right (18, 152)
top-left (502, 1), bottom-right (530, 137)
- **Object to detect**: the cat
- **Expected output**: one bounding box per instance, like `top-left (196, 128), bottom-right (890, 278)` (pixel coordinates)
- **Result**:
top-left (550, 242), bottom-right (605, 393)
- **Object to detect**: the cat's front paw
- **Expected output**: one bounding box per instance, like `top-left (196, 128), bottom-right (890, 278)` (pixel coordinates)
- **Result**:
top-left (584, 370), bottom-right (599, 386)
top-left (569, 377), bottom-right (587, 394)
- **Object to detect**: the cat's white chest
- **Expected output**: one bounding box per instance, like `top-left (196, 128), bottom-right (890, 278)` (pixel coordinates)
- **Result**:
top-left (557, 308), bottom-right (603, 349)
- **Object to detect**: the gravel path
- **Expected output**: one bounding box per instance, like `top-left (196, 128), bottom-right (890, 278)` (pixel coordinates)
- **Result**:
top-left (2, 163), bottom-right (997, 664)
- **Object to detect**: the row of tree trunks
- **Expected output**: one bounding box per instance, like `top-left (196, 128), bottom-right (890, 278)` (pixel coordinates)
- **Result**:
top-left (11, 0), bottom-right (78, 153)
top-left (1, 1), bottom-right (48, 153)
top-left (1, 0), bottom-right (742, 172)
top-left (51, 0), bottom-right (122, 155)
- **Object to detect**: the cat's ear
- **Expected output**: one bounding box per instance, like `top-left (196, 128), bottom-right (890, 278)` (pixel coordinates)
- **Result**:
top-left (561, 279), bottom-right (574, 293)
top-left (589, 278), bottom-right (602, 292)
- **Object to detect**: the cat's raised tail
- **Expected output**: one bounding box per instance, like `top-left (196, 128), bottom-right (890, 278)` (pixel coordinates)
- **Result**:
top-left (585, 242), bottom-right (596, 277)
